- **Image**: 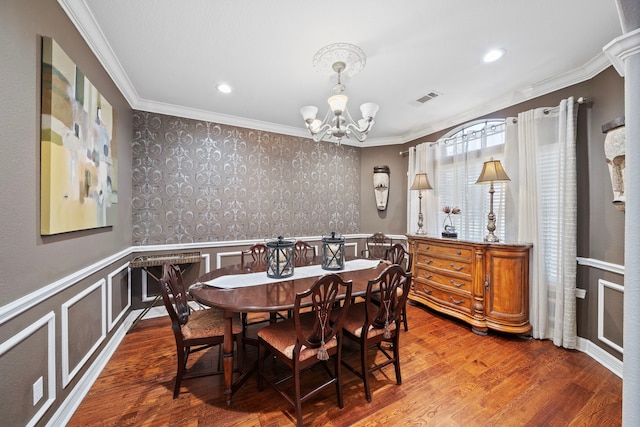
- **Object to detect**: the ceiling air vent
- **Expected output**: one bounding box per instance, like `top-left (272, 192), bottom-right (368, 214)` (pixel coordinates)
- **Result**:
top-left (416, 91), bottom-right (441, 103)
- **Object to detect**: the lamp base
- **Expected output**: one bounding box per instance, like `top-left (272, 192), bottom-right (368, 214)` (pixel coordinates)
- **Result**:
top-left (483, 232), bottom-right (500, 243)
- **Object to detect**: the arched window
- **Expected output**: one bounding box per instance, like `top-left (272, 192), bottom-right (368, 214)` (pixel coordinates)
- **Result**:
top-left (434, 119), bottom-right (508, 241)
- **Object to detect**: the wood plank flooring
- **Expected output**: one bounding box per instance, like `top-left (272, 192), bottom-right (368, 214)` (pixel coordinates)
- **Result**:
top-left (68, 303), bottom-right (622, 426)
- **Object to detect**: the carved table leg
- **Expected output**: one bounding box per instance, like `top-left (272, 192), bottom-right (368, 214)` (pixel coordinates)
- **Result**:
top-left (223, 310), bottom-right (234, 406)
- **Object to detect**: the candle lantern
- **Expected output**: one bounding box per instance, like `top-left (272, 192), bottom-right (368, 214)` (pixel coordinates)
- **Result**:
top-left (266, 236), bottom-right (295, 278)
top-left (322, 232), bottom-right (345, 270)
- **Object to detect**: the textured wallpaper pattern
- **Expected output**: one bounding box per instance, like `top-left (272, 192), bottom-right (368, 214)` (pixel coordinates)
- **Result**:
top-left (131, 111), bottom-right (361, 245)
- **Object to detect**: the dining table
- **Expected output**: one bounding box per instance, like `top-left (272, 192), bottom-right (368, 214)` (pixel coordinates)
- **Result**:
top-left (188, 255), bottom-right (390, 406)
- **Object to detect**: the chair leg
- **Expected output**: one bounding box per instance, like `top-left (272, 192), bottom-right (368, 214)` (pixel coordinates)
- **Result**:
top-left (257, 342), bottom-right (265, 392)
top-left (174, 345), bottom-right (187, 399)
top-left (294, 359), bottom-right (304, 427)
top-left (336, 341), bottom-right (344, 409)
top-left (361, 339), bottom-right (372, 403)
top-left (402, 306), bottom-right (409, 331)
top-left (393, 333), bottom-right (402, 385)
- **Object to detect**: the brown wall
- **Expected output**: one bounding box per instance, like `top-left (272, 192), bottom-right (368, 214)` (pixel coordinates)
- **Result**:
top-left (0, 0), bottom-right (133, 303)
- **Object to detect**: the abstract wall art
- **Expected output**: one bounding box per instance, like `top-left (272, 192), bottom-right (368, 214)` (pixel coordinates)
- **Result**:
top-left (40, 37), bottom-right (117, 235)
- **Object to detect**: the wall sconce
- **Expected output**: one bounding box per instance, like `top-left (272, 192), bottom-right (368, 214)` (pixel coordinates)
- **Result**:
top-left (410, 173), bottom-right (432, 235)
top-left (476, 158), bottom-right (511, 242)
top-left (322, 232), bottom-right (345, 270)
top-left (266, 236), bottom-right (295, 278)
top-left (373, 165), bottom-right (390, 211)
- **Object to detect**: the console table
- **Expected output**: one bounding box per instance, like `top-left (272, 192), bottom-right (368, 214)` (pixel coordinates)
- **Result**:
top-left (407, 235), bottom-right (532, 335)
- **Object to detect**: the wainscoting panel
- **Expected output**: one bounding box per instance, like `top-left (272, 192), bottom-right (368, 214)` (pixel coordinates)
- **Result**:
top-left (61, 279), bottom-right (106, 387)
top-left (0, 311), bottom-right (56, 427)
top-left (108, 263), bottom-right (131, 332)
top-left (598, 279), bottom-right (624, 353)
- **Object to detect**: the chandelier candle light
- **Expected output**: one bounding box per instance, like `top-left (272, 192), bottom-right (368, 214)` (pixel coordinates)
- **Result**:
top-left (410, 173), bottom-right (433, 235)
top-left (300, 43), bottom-right (379, 145)
top-left (475, 158), bottom-right (511, 242)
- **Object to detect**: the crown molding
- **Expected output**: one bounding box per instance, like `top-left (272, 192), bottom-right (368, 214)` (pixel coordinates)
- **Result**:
top-left (60, 0), bottom-right (614, 148)
top-left (57, 0), bottom-right (141, 105)
top-left (604, 27), bottom-right (640, 76)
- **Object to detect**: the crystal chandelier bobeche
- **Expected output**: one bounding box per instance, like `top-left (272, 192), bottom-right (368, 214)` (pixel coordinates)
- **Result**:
top-left (300, 43), bottom-right (379, 145)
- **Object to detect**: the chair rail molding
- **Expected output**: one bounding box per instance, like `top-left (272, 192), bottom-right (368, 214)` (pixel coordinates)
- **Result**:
top-left (576, 257), bottom-right (625, 275)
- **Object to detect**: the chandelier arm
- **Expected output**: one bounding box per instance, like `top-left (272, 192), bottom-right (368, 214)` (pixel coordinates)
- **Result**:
top-left (344, 123), bottom-right (368, 142)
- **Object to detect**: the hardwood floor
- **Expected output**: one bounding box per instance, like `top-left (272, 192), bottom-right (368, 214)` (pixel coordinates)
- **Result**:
top-left (68, 303), bottom-right (621, 426)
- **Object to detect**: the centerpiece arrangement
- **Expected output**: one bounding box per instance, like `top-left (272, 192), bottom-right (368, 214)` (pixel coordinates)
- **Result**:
top-left (442, 206), bottom-right (460, 238)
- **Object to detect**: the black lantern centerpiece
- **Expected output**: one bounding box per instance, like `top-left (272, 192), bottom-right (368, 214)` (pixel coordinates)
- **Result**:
top-left (322, 232), bottom-right (345, 270)
top-left (266, 236), bottom-right (295, 278)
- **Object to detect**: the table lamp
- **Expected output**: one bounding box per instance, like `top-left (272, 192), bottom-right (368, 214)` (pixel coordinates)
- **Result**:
top-left (410, 173), bottom-right (432, 235)
top-left (475, 158), bottom-right (510, 242)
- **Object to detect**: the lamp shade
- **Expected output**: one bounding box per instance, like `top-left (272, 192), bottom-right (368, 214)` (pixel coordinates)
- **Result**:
top-left (327, 94), bottom-right (348, 114)
top-left (300, 106), bottom-right (318, 121)
top-left (410, 173), bottom-right (433, 190)
top-left (360, 102), bottom-right (379, 119)
top-left (476, 158), bottom-right (511, 183)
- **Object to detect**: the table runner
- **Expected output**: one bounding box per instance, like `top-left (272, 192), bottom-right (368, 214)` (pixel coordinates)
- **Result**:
top-left (198, 259), bottom-right (382, 289)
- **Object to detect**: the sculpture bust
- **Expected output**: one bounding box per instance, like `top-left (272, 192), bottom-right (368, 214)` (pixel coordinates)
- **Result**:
top-left (602, 117), bottom-right (625, 211)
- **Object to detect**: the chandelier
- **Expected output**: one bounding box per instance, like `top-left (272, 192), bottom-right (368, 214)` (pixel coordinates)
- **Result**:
top-left (300, 43), bottom-right (379, 145)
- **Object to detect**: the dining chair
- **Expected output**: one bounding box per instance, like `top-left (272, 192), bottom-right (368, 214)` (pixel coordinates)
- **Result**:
top-left (334, 263), bottom-right (412, 402)
top-left (257, 273), bottom-right (353, 427)
top-left (159, 262), bottom-right (244, 399)
top-left (240, 242), bottom-right (268, 266)
top-left (383, 243), bottom-right (413, 331)
top-left (240, 242), bottom-right (280, 337)
top-left (362, 232), bottom-right (393, 259)
top-left (293, 240), bottom-right (316, 261)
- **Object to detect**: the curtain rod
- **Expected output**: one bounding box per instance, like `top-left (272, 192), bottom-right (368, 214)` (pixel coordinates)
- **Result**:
top-left (401, 97), bottom-right (592, 153)
top-left (509, 96), bottom-right (591, 123)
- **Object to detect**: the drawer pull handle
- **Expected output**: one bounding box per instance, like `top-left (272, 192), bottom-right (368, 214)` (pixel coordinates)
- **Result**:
top-left (422, 273), bottom-right (433, 280)
top-left (456, 250), bottom-right (462, 255)
top-left (421, 286), bottom-right (432, 295)
top-left (450, 263), bottom-right (465, 271)
top-left (426, 259), bottom-right (433, 265)
top-left (450, 279), bottom-right (465, 288)
top-left (449, 296), bottom-right (465, 305)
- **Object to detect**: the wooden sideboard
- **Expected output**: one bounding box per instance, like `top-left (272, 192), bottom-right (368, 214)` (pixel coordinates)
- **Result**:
top-left (407, 235), bottom-right (532, 335)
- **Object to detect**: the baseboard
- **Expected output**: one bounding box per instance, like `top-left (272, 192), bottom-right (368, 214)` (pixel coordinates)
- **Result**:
top-left (576, 336), bottom-right (623, 378)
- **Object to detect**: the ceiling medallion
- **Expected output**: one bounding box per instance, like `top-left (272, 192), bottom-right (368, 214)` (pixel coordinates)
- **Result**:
top-left (300, 43), bottom-right (378, 145)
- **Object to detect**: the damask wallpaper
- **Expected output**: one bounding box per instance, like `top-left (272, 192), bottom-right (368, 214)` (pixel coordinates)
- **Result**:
top-left (131, 111), bottom-right (361, 245)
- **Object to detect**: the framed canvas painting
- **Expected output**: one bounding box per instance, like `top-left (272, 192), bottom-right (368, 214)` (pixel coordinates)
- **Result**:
top-left (40, 37), bottom-right (117, 235)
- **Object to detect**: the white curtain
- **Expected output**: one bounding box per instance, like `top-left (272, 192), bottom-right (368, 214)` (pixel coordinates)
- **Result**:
top-left (505, 97), bottom-right (578, 348)
top-left (407, 143), bottom-right (437, 234)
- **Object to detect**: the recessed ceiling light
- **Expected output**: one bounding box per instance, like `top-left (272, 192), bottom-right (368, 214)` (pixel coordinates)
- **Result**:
top-left (216, 83), bottom-right (232, 94)
top-left (483, 48), bottom-right (506, 63)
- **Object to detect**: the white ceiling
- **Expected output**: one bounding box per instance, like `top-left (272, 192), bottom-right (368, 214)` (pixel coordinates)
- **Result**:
top-left (59, 0), bottom-right (623, 146)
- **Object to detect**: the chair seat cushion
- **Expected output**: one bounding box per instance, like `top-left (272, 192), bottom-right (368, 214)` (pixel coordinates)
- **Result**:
top-left (181, 309), bottom-right (242, 340)
top-left (258, 312), bottom-right (337, 361)
top-left (332, 302), bottom-right (396, 338)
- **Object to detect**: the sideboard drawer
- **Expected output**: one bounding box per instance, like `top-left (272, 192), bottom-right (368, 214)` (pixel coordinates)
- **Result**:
top-left (414, 268), bottom-right (472, 295)
top-left (412, 282), bottom-right (472, 315)
top-left (416, 241), bottom-right (473, 260)
top-left (414, 254), bottom-right (471, 277)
